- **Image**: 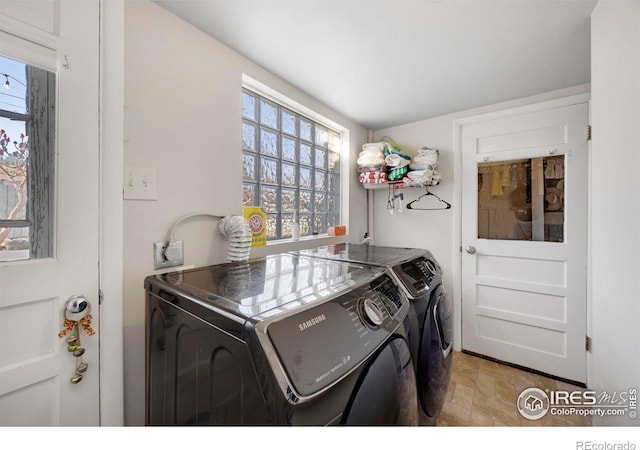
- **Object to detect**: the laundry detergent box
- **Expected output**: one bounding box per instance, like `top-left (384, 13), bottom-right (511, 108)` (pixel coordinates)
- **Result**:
top-left (243, 206), bottom-right (267, 247)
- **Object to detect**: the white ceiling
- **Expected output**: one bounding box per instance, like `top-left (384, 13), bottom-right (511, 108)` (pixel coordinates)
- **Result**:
top-left (153, 0), bottom-right (597, 130)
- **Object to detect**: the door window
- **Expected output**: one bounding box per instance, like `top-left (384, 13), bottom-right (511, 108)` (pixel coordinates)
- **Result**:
top-left (0, 55), bottom-right (55, 262)
top-left (477, 155), bottom-right (565, 242)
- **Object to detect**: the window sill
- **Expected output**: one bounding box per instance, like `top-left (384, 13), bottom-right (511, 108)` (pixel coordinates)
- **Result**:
top-left (248, 233), bottom-right (349, 259)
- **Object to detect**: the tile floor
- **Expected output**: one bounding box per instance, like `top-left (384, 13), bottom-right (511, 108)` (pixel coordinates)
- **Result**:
top-left (436, 351), bottom-right (592, 426)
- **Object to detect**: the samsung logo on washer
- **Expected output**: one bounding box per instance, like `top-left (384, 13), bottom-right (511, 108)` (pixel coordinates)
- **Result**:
top-left (298, 314), bottom-right (327, 331)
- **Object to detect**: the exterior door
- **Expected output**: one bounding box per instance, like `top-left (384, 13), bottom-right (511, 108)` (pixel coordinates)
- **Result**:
top-left (0, 1), bottom-right (100, 425)
top-left (461, 98), bottom-right (589, 384)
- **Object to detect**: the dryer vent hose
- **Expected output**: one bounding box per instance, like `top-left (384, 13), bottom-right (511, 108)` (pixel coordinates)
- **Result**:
top-left (218, 215), bottom-right (252, 262)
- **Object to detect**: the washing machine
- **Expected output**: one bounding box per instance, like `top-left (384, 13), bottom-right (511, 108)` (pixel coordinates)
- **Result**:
top-left (291, 243), bottom-right (453, 425)
top-left (144, 253), bottom-right (418, 426)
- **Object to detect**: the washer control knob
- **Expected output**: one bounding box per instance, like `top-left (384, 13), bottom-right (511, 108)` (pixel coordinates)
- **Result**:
top-left (362, 298), bottom-right (384, 327)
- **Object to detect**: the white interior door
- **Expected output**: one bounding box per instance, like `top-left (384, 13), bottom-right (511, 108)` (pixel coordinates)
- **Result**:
top-left (461, 99), bottom-right (589, 384)
top-left (0, 1), bottom-right (100, 425)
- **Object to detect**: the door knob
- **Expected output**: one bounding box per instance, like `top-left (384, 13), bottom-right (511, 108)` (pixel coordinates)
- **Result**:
top-left (65, 295), bottom-right (90, 321)
top-left (465, 246), bottom-right (476, 254)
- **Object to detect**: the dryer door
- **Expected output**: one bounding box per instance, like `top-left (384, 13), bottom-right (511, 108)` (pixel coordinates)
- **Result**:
top-left (418, 285), bottom-right (453, 422)
top-left (342, 336), bottom-right (418, 425)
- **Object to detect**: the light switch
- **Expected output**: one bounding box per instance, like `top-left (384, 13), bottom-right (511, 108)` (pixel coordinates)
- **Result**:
top-left (123, 166), bottom-right (158, 200)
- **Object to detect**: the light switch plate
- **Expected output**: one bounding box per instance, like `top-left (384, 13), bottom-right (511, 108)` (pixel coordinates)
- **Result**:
top-left (124, 166), bottom-right (157, 200)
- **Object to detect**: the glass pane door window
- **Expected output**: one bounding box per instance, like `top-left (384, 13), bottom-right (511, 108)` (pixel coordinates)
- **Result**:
top-left (477, 155), bottom-right (565, 242)
top-left (0, 55), bottom-right (55, 262)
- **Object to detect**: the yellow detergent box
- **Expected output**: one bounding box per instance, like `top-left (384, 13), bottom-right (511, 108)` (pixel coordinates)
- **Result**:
top-left (328, 225), bottom-right (346, 236)
top-left (243, 206), bottom-right (267, 247)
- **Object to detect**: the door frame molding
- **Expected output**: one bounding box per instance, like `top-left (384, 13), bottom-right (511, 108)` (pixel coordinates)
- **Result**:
top-left (452, 89), bottom-right (591, 383)
top-left (99, 0), bottom-right (124, 425)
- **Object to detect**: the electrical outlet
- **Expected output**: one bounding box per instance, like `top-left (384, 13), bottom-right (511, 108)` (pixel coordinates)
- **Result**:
top-left (154, 241), bottom-right (184, 270)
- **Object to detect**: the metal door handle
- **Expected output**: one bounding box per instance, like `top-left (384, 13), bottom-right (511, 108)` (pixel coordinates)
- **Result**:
top-left (65, 295), bottom-right (90, 321)
top-left (465, 245), bottom-right (476, 254)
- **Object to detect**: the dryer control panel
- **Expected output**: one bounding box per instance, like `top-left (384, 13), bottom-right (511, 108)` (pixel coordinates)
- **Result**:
top-left (263, 273), bottom-right (409, 400)
top-left (391, 256), bottom-right (441, 298)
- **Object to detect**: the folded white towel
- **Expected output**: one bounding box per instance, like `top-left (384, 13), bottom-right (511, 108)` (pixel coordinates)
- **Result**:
top-left (407, 170), bottom-right (433, 181)
top-left (413, 154), bottom-right (438, 164)
top-left (416, 147), bottom-right (439, 157)
top-left (358, 155), bottom-right (386, 166)
top-left (361, 142), bottom-right (386, 154)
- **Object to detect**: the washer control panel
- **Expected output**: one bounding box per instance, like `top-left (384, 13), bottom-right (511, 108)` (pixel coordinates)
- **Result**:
top-left (265, 273), bottom-right (409, 399)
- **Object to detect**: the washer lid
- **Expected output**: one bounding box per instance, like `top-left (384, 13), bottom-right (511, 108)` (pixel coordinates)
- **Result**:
top-left (148, 253), bottom-right (381, 320)
top-left (292, 243), bottom-right (426, 266)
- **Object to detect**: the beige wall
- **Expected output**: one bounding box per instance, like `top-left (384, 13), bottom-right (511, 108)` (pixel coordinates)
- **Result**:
top-left (123, 0), bottom-right (368, 425)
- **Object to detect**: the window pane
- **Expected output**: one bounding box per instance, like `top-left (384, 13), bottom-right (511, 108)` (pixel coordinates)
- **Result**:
top-left (281, 162), bottom-right (296, 187)
top-left (328, 194), bottom-right (337, 213)
top-left (260, 99), bottom-right (278, 129)
top-left (242, 183), bottom-right (256, 206)
top-left (0, 56), bottom-right (55, 262)
top-left (260, 128), bottom-right (278, 157)
top-left (281, 214), bottom-right (293, 238)
top-left (242, 91), bottom-right (256, 120)
top-left (299, 190), bottom-right (311, 212)
top-left (300, 119), bottom-right (312, 141)
top-left (281, 109), bottom-right (296, 136)
top-left (328, 172), bottom-right (339, 193)
top-left (282, 136), bottom-right (296, 161)
top-left (266, 214), bottom-right (277, 239)
top-left (314, 215), bottom-right (326, 234)
top-left (242, 153), bottom-right (256, 181)
top-left (328, 150), bottom-right (340, 172)
top-left (1, 124), bottom-right (27, 221)
top-left (477, 156), bottom-right (564, 242)
top-left (300, 143), bottom-right (312, 166)
top-left (315, 170), bottom-right (326, 190)
top-left (260, 158), bottom-right (278, 185)
top-left (242, 122), bottom-right (256, 151)
top-left (315, 125), bottom-right (328, 148)
top-left (328, 131), bottom-right (340, 152)
top-left (315, 192), bottom-right (326, 212)
top-left (260, 186), bottom-right (278, 212)
top-left (315, 147), bottom-right (326, 169)
top-left (281, 188), bottom-right (296, 212)
top-left (299, 167), bottom-right (312, 189)
top-left (0, 58), bottom-right (26, 114)
top-left (299, 214), bottom-right (311, 235)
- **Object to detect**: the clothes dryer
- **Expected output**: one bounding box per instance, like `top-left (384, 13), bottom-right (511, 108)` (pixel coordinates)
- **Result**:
top-left (292, 243), bottom-right (452, 425)
top-left (145, 253), bottom-right (418, 425)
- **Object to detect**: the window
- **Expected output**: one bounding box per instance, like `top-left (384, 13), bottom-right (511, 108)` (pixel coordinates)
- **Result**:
top-left (477, 156), bottom-right (565, 242)
top-left (242, 86), bottom-right (342, 241)
top-left (0, 55), bottom-right (55, 262)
